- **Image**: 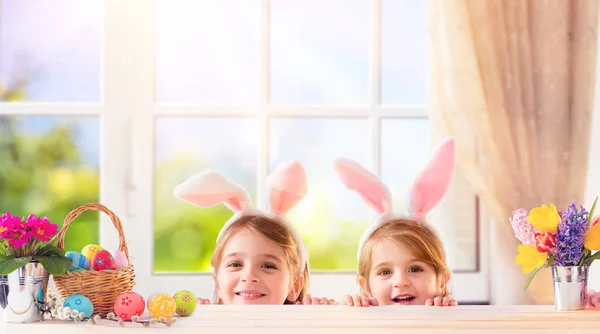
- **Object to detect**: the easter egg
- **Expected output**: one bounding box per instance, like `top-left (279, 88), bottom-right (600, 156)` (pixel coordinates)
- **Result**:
top-left (113, 292), bottom-right (145, 321)
top-left (65, 251), bottom-right (91, 271)
top-left (63, 294), bottom-right (93, 319)
top-left (148, 294), bottom-right (176, 320)
top-left (173, 290), bottom-right (196, 316)
top-left (81, 244), bottom-right (105, 262)
top-left (91, 250), bottom-right (116, 271)
top-left (147, 292), bottom-right (160, 309)
top-left (110, 249), bottom-right (129, 269)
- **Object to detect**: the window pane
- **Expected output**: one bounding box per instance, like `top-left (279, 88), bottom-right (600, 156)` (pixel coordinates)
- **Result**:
top-left (381, 0), bottom-right (428, 105)
top-left (381, 119), bottom-right (430, 214)
top-left (0, 0), bottom-right (102, 102)
top-left (156, 0), bottom-right (261, 105)
top-left (154, 118), bottom-right (258, 272)
top-left (270, 118), bottom-right (369, 270)
top-left (0, 116), bottom-right (100, 252)
top-left (381, 119), bottom-right (477, 271)
top-left (270, 0), bottom-right (369, 105)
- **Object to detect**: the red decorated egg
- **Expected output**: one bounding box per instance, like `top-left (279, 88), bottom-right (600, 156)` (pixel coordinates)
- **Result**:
top-left (91, 250), bottom-right (116, 271)
top-left (114, 292), bottom-right (145, 321)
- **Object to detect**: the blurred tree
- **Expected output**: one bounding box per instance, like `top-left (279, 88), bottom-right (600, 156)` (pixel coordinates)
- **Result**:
top-left (153, 155), bottom-right (365, 272)
top-left (153, 156), bottom-right (238, 272)
top-left (0, 79), bottom-right (100, 252)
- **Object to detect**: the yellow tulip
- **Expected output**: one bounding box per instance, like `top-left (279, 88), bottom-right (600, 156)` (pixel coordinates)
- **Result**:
top-left (527, 204), bottom-right (561, 234)
top-left (585, 221), bottom-right (600, 250)
top-left (515, 245), bottom-right (547, 274)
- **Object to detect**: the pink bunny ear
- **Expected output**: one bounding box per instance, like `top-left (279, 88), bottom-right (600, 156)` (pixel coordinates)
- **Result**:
top-left (174, 170), bottom-right (253, 212)
top-left (409, 137), bottom-right (456, 218)
top-left (333, 158), bottom-right (392, 215)
top-left (268, 161), bottom-right (308, 215)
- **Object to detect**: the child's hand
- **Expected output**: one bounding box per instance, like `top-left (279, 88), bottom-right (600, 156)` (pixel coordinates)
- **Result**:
top-left (425, 296), bottom-right (457, 306)
top-left (197, 297), bottom-right (211, 305)
top-left (296, 294), bottom-right (336, 305)
top-left (341, 294), bottom-right (378, 307)
top-left (587, 289), bottom-right (600, 309)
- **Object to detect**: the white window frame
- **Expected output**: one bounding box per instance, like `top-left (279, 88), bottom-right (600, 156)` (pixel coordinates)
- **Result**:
top-left (0, 0), bottom-right (489, 304)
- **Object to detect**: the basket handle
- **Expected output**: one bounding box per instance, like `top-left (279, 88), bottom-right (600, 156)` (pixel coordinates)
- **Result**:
top-left (56, 203), bottom-right (130, 260)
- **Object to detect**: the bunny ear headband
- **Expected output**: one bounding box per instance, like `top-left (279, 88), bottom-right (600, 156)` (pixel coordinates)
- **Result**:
top-left (333, 138), bottom-right (457, 260)
top-left (173, 161), bottom-right (309, 272)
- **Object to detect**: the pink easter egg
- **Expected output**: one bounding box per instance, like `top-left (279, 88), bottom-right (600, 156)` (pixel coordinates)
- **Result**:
top-left (91, 250), bottom-right (116, 271)
top-left (113, 292), bottom-right (145, 321)
top-left (111, 250), bottom-right (129, 269)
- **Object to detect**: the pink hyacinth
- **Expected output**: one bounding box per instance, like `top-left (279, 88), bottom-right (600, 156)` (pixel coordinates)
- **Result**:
top-left (510, 208), bottom-right (538, 246)
top-left (25, 214), bottom-right (57, 242)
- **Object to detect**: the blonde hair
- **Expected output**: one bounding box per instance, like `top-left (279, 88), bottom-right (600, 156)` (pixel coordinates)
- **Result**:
top-left (210, 214), bottom-right (310, 304)
top-left (357, 219), bottom-right (450, 296)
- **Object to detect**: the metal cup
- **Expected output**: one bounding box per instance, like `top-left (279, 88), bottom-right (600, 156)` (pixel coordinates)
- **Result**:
top-left (0, 261), bottom-right (48, 323)
top-left (551, 265), bottom-right (588, 311)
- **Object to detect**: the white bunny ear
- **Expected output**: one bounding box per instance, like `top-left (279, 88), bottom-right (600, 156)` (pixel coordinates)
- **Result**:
top-left (173, 170), bottom-right (253, 212)
top-left (333, 158), bottom-right (392, 215)
top-left (268, 161), bottom-right (308, 215)
top-left (409, 137), bottom-right (456, 218)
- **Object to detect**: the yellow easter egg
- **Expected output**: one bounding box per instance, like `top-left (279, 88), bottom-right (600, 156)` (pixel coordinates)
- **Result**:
top-left (148, 294), bottom-right (176, 320)
top-left (81, 244), bottom-right (105, 262)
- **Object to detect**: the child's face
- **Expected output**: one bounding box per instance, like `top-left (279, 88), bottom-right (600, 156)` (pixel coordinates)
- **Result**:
top-left (214, 228), bottom-right (300, 304)
top-left (363, 238), bottom-right (441, 306)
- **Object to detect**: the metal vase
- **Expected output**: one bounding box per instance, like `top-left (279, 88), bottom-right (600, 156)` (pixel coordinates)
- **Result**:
top-left (551, 265), bottom-right (589, 311)
top-left (0, 261), bottom-right (48, 323)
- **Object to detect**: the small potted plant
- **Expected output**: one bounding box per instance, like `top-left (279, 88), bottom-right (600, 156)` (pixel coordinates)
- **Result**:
top-left (0, 212), bottom-right (72, 323)
top-left (511, 196), bottom-right (600, 310)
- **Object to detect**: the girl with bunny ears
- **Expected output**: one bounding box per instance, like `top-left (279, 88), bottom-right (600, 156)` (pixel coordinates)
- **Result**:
top-left (334, 138), bottom-right (458, 307)
top-left (174, 161), bottom-right (333, 305)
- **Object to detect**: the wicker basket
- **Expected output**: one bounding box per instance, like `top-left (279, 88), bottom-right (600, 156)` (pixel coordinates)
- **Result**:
top-left (49, 203), bottom-right (136, 317)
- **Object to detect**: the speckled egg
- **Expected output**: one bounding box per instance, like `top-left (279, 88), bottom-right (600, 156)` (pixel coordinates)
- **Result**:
top-left (91, 250), bottom-right (116, 271)
top-left (81, 244), bottom-right (105, 262)
top-left (110, 249), bottom-right (129, 269)
top-left (173, 290), bottom-right (197, 316)
top-left (63, 294), bottom-right (93, 319)
top-left (148, 294), bottom-right (176, 320)
top-left (66, 251), bottom-right (91, 271)
top-left (113, 292), bottom-right (145, 321)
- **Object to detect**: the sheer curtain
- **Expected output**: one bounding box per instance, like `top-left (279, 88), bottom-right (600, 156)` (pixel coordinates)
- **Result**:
top-left (428, 0), bottom-right (599, 304)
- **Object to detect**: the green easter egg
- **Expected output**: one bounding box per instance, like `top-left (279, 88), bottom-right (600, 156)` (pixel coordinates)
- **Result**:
top-left (173, 290), bottom-right (197, 316)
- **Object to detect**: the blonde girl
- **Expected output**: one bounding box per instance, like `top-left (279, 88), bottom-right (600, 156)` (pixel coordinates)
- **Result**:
top-left (335, 138), bottom-right (458, 307)
top-left (175, 161), bottom-right (333, 305)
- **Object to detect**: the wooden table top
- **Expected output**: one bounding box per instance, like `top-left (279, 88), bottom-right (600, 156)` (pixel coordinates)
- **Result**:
top-left (2, 305), bottom-right (599, 333)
